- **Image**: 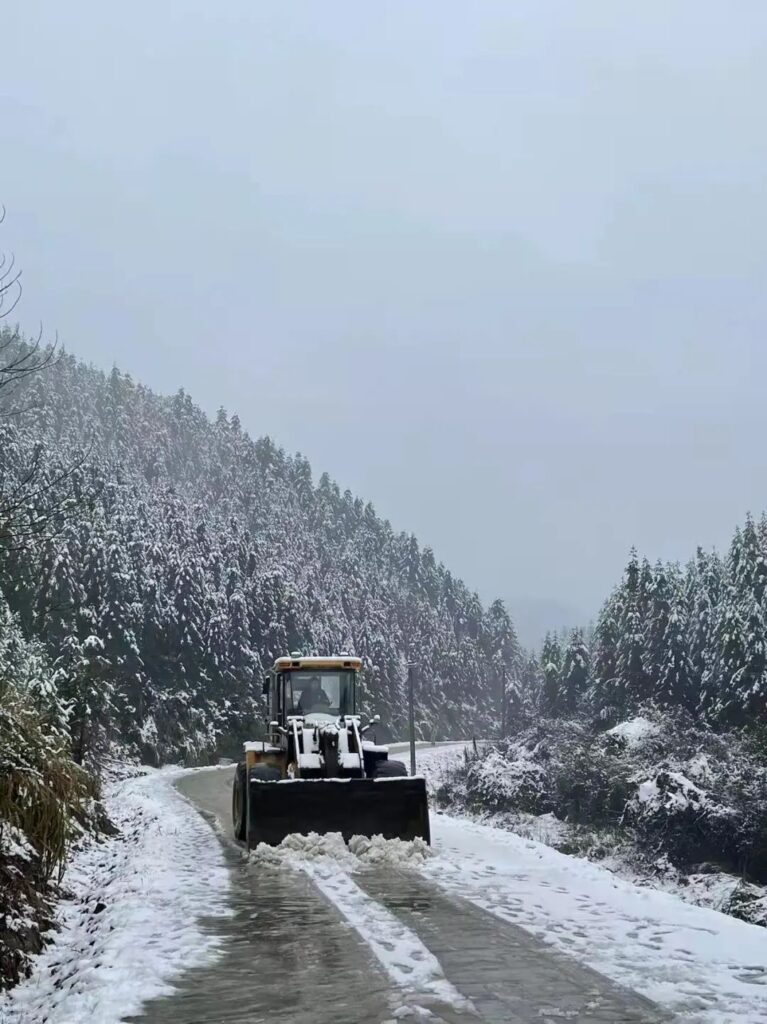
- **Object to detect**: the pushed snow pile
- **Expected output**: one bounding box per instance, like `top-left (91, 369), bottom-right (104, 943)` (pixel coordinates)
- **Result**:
top-left (605, 716), bottom-right (659, 749)
top-left (349, 833), bottom-right (434, 867)
top-left (249, 830), bottom-right (433, 871)
top-left (249, 830), bottom-right (353, 869)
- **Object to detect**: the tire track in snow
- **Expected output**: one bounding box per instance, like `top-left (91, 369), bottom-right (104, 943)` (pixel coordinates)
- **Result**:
top-left (249, 835), bottom-right (477, 1021)
top-left (173, 764), bottom-right (473, 1023)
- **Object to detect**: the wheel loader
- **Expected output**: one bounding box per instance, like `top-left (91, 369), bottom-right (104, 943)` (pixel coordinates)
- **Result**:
top-left (232, 655), bottom-right (430, 848)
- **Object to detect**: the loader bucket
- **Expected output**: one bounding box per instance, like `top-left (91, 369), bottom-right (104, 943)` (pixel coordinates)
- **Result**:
top-left (247, 776), bottom-right (431, 848)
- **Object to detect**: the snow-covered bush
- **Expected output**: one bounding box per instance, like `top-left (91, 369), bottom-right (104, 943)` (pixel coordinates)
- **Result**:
top-left (443, 717), bottom-right (633, 825)
top-left (603, 716), bottom-right (660, 752)
top-left (437, 707), bottom-right (767, 901)
top-left (622, 768), bottom-right (737, 869)
top-left (724, 881), bottom-right (767, 928)
top-left (463, 747), bottom-right (548, 813)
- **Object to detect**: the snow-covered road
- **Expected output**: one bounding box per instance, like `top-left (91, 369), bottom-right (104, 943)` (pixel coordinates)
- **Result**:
top-left (3, 745), bottom-right (767, 1024)
top-left (173, 759), bottom-right (663, 1023)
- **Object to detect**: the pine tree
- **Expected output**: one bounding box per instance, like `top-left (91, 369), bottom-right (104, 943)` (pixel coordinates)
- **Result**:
top-left (707, 587), bottom-right (747, 725)
top-left (687, 549), bottom-right (714, 699)
top-left (560, 628), bottom-right (590, 714)
top-left (484, 598), bottom-right (522, 731)
top-left (736, 514), bottom-right (767, 605)
top-left (519, 653), bottom-right (543, 717)
top-left (733, 596), bottom-right (767, 722)
top-left (616, 550), bottom-right (651, 710)
top-left (52, 634), bottom-right (112, 765)
top-left (590, 591), bottom-right (622, 723)
top-left (539, 632), bottom-right (563, 714)
top-left (644, 561), bottom-right (672, 686)
top-left (655, 599), bottom-right (694, 709)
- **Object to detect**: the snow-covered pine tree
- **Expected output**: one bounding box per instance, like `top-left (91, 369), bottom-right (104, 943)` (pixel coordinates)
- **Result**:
top-left (483, 598), bottom-right (522, 731)
top-left (732, 595), bottom-right (767, 722)
top-left (644, 561), bottom-right (672, 687)
top-left (705, 585), bottom-right (747, 725)
top-left (655, 596), bottom-right (694, 710)
top-left (589, 590), bottom-right (622, 724)
top-left (560, 628), bottom-right (590, 714)
top-left (616, 549), bottom-right (652, 711)
top-left (51, 634), bottom-right (112, 765)
top-left (518, 652), bottom-right (543, 718)
top-left (686, 549), bottom-right (715, 705)
top-left (539, 632), bottom-right (563, 714)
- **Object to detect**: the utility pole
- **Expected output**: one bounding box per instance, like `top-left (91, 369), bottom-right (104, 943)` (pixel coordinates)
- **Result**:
top-left (500, 662), bottom-right (507, 739)
top-left (408, 661), bottom-right (416, 776)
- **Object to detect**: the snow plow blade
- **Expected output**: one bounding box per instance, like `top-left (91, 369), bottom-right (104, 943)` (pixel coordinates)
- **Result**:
top-left (247, 776), bottom-right (430, 847)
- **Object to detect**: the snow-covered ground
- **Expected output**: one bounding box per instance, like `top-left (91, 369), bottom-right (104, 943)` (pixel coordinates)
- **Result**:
top-left (4, 745), bottom-right (767, 1024)
top-left (419, 740), bottom-right (767, 924)
top-left (416, 744), bottom-right (767, 1024)
top-left (0, 767), bottom-right (231, 1024)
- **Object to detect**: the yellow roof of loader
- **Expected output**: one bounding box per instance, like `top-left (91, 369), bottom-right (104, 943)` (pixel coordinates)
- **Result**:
top-left (273, 655), bottom-right (362, 672)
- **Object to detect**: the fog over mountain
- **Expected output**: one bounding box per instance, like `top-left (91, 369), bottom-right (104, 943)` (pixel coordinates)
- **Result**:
top-left (3, 1), bottom-right (767, 619)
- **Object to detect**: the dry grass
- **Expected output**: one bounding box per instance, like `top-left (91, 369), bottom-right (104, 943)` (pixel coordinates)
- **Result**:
top-left (0, 681), bottom-right (104, 989)
top-left (0, 684), bottom-right (96, 881)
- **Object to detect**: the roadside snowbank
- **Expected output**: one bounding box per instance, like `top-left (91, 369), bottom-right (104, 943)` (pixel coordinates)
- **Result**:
top-left (0, 767), bottom-right (230, 1024)
top-left (414, 746), bottom-right (767, 1024)
top-left (426, 813), bottom-right (767, 1023)
top-left (429, 732), bottom-right (767, 929)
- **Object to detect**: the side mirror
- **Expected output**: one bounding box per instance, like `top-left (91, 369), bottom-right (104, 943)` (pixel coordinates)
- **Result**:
top-left (262, 675), bottom-right (270, 695)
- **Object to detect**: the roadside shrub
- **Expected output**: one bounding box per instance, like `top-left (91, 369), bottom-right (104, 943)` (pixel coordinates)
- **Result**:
top-left (0, 602), bottom-right (105, 990)
top-left (438, 707), bottom-right (767, 893)
top-left (621, 768), bottom-right (736, 869)
top-left (0, 683), bottom-right (95, 881)
top-left (464, 747), bottom-right (548, 813)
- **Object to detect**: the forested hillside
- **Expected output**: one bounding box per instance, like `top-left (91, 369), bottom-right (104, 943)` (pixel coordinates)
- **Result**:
top-left (0, 330), bottom-right (520, 765)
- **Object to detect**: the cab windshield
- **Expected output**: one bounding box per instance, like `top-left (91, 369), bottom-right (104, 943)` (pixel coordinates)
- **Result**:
top-left (287, 670), bottom-right (356, 720)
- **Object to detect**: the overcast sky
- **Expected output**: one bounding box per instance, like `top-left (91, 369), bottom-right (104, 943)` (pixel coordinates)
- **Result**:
top-left (3, 2), bottom-right (767, 641)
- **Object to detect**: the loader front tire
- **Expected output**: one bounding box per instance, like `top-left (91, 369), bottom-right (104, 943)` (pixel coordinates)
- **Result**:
top-left (374, 759), bottom-right (408, 778)
top-left (233, 763), bottom-right (247, 841)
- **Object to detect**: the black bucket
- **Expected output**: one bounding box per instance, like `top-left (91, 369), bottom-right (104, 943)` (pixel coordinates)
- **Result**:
top-left (246, 776), bottom-right (431, 848)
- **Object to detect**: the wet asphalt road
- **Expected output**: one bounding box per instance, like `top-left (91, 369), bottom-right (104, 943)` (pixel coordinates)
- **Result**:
top-left (128, 767), bottom-right (671, 1024)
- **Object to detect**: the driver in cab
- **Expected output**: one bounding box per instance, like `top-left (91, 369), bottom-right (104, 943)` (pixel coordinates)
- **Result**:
top-left (297, 676), bottom-right (331, 714)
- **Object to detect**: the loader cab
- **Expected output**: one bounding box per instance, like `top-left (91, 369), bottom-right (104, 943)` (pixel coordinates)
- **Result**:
top-left (265, 655), bottom-right (362, 728)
